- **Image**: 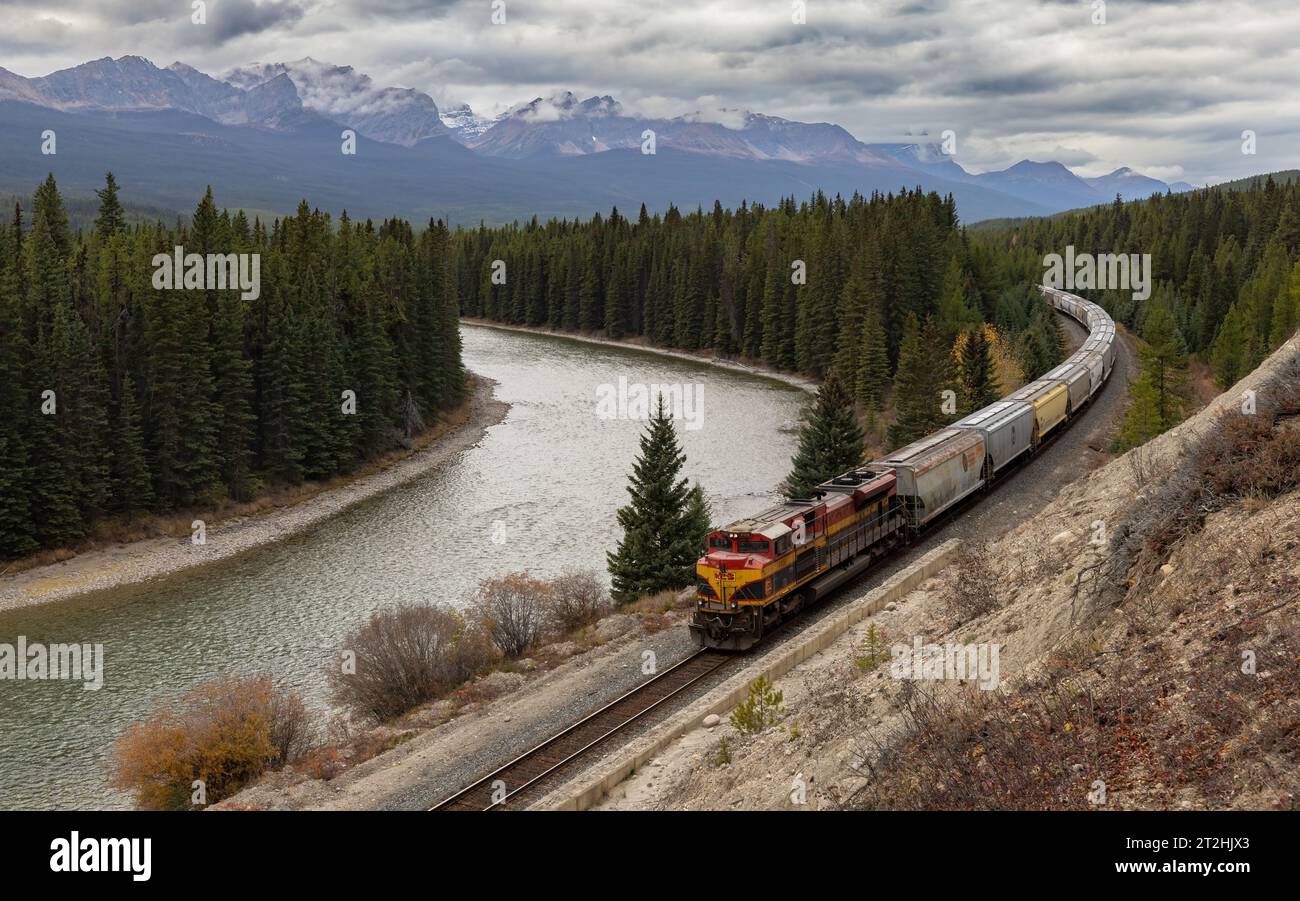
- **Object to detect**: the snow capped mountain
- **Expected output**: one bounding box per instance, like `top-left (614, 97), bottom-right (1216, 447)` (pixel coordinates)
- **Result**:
top-left (439, 102), bottom-right (495, 141)
top-left (866, 142), bottom-right (972, 182)
top-left (221, 58), bottom-right (450, 145)
top-left (465, 92), bottom-right (902, 166)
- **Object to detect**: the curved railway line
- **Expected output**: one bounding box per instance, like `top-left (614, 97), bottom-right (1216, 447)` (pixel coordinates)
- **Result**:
top-left (431, 286), bottom-right (1118, 811)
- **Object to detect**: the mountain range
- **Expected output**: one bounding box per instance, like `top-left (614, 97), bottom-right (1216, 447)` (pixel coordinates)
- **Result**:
top-left (0, 55), bottom-right (1195, 225)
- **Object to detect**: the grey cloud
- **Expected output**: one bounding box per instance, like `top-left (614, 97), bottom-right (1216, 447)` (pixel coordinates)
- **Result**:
top-left (1, 0), bottom-right (1297, 185)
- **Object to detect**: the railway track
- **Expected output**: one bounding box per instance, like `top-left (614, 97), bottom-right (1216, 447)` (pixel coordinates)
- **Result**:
top-left (430, 648), bottom-right (732, 810)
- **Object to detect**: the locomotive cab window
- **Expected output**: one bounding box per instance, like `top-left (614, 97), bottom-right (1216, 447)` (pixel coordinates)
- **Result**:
top-left (709, 536), bottom-right (732, 550)
top-left (738, 539), bottom-right (769, 554)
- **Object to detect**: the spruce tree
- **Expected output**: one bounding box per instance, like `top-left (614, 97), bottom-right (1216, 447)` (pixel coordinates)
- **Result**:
top-left (957, 325), bottom-right (1000, 415)
top-left (607, 398), bottom-right (708, 603)
top-left (0, 259), bottom-right (37, 556)
top-left (782, 374), bottom-right (865, 499)
top-left (111, 373), bottom-right (154, 513)
top-left (888, 315), bottom-right (950, 449)
top-left (94, 172), bottom-right (126, 237)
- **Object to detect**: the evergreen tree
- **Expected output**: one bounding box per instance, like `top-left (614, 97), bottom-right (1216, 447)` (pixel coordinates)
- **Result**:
top-left (782, 374), bottom-right (865, 499)
top-left (607, 398), bottom-right (708, 603)
top-left (854, 296), bottom-right (890, 409)
top-left (94, 172), bottom-right (126, 237)
top-left (111, 373), bottom-right (154, 512)
top-left (1118, 300), bottom-right (1190, 448)
top-left (957, 324), bottom-right (1000, 415)
top-left (0, 257), bottom-right (37, 555)
top-left (888, 316), bottom-right (951, 448)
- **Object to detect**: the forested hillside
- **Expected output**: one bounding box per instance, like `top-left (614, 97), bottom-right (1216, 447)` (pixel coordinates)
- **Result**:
top-left (456, 189), bottom-right (1064, 444)
top-left (973, 175), bottom-right (1300, 449)
top-left (457, 177), bottom-right (1299, 453)
top-left (0, 174), bottom-right (464, 559)
top-left (978, 177), bottom-right (1300, 389)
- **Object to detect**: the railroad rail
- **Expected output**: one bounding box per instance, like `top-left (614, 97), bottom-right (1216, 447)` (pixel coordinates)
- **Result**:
top-left (430, 648), bottom-right (732, 810)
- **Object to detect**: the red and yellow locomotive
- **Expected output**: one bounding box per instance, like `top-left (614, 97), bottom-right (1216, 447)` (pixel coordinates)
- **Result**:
top-left (690, 467), bottom-right (903, 650)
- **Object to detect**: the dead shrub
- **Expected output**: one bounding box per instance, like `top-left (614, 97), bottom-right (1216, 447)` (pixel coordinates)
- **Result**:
top-left (475, 572), bottom-right (551, 657)
top-left (328, 603), bottom-right (495, 723)
top-left (546, 570), bottom-right (611, 633)
top-left (297, 746), bottom-right (346, 781)
top-left (945, 542), bottom-right (1003, 623)
top-left (112, 674), bottom-right (316, 810)
top-left (269, 687), bottom-right (317, 764)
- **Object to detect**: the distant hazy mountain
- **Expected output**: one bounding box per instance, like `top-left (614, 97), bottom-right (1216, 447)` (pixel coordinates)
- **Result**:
top-left (865, 142), bottom-right (973, 182)
top-left (221, 58), bottom-right (450, 145)
top-left (1084, 166), bottom-right (1174, 201)
top-left (967, 159), bottom-right (1110, 211)
top-left (0, 55), bottom-right (1186, 225)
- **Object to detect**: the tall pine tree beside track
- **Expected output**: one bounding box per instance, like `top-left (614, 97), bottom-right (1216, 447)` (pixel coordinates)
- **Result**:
top-left (607, 398), bottom-right (710, 603)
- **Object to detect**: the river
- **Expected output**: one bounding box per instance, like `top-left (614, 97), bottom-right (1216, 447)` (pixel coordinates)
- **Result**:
top-left (0, 323), bottom-right (808, 809)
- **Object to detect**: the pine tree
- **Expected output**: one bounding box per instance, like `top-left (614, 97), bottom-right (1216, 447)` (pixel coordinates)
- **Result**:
top-left (0, 257), bottom-right (37, 556)
top-left (782, 374), bottom-right (865, 499)
top-left (94, 172), bottom-right (126, 237)
top-left (957, 325), bottom-right (1000, 415)
top-left (854, 296), bottom-right (890, 409)
top-left (888, 315), bottom-right (950, 449)
top-left (936, 255), bottom-right (979, 341)
top-left (607, 398), bottom-right (708, 603)
top-left (213, 288), bottom-right (256, 499)
top-left (111, 373), bottom-right (154, 513)
top-left (1140, 300), bottom-right (1189, 429)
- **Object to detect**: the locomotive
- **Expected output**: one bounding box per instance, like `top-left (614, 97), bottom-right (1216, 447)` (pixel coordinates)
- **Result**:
top-left (690, 285), bottom-right (1116, 651)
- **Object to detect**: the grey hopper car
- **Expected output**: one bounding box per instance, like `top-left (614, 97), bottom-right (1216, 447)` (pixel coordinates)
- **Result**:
top-left (871, 428), bottom-right (986, 528)
top-left (951, 399), bottom-right (1035, 475)
top-left (1043, 361), bottom-right (1092, 414)
top-left (1070, 347), bottom-right (1107, 396)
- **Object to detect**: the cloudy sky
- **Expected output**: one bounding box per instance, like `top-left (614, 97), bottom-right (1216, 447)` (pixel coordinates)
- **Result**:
top-left (2, 0), bottom-right (1298, 183)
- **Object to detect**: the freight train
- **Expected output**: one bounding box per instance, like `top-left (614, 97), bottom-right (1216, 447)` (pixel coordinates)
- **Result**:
top-left (690, 286), bottom-right (1116, 650)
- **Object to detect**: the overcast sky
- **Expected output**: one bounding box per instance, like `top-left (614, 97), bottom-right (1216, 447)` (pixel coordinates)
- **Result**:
top-left (2, 0), bottom-right (1297, 184)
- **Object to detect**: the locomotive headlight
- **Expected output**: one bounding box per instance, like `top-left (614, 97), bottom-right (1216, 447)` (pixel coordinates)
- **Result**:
top-left (730, 602), bottom-right (737, 609)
